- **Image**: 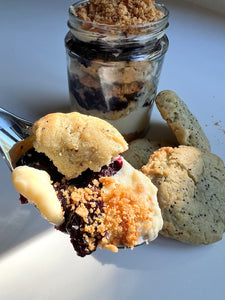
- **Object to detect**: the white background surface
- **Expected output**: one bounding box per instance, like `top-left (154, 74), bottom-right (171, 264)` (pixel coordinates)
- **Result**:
top-left (185, 0), bottom-right (225, 15)
top-left (0, 1), bottom-right (225, 299)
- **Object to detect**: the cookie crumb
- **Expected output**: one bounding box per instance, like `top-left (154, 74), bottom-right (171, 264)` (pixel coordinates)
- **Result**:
top-left (75, 0), bottom-right (164, 25)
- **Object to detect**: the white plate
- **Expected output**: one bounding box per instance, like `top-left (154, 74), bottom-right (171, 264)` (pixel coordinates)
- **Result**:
top-left (0, 1), bottom-right (225, 299)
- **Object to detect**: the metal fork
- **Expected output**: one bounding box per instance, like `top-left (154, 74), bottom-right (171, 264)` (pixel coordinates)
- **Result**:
top-left (0, 107), bottom-right (33, 171)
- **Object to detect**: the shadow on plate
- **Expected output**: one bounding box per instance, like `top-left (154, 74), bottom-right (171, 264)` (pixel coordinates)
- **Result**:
top-left (0, 178), bottom-right (51, 257)
top-left (15, 93), bottom-right (71, 121)
top-left (93, 235), bottom-right (213, 271)
top-left (1, 92), bottom-right (70, 125)
top-left (147, 119), bottom-right (177, 145)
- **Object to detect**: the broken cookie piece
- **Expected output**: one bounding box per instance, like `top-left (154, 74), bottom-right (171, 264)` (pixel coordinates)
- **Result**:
top-left (155, 90), bottom-right (211, 151)
top-left (32, 112), bottom-right (128, 179)
top-left (11, 112), bottom-right (162, 256)
top-left (142, 146), bottom-right (225, 245)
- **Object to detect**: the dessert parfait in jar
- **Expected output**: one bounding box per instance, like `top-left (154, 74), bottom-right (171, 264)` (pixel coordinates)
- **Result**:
top-left (65, 0), bottom-right (169, 141)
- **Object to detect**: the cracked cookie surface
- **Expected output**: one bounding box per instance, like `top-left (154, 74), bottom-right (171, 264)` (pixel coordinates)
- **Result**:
top-left (142, 145), bottom-right (225, 245)
top-left (32, 112), bottom-right (128, 179)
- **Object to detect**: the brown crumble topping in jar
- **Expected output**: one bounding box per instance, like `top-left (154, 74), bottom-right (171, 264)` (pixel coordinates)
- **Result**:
top-left (66, 0), bottom-right (169, 142)
top-left (76, 0), bottom-right (164, 25)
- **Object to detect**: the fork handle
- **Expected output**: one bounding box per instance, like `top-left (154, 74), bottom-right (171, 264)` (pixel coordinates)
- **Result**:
top-left (0, 108), bottom-right (32, 171)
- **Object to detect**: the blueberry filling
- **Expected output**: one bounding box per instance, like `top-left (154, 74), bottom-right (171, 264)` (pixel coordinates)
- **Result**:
top-left (68, 156), bottom-right (123, 188)
top-left (65, 32), bottom-right (161, 62)
top-left (55, 185), bottom-right (105, 257)
top-left (66, 31), bottom-right (157, 116)
top-left (68, 74), bottom-right (142, 113)
top-left (16, 148), bottom-right (123, 257)
top-left (16, 148), bottom-right (63, 183)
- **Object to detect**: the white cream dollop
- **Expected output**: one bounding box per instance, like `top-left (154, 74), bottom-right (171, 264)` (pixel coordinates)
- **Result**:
top-left (11, 166), bottom-right (64, 226)
top-left (107, 158), bottom-right (163, 243)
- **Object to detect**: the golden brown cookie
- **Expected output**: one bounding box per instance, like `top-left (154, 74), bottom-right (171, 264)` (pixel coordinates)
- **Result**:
top-left (123, 138), bottom-right (177, 170)
top-left (155, 90), bottom-right (211, 151)
top-left (142, 145), bottom-right (225, 245)
top-left (32, 112), bottom-right (128, 179)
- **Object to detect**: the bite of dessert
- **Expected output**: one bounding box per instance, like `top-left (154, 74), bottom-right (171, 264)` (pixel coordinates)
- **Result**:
top-left (11, 112), bottom-right (163, 257)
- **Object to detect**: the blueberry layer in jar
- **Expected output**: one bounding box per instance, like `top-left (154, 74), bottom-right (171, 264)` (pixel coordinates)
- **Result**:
top-left (11, 112), bottom-right (163, 257)
top-left (65, 0), bottom-right (169, 141)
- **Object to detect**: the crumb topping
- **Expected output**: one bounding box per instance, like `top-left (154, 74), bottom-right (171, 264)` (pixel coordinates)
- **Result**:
top-left (99, 176), bottom-right (153, 249)
top-left (55, 174), bottom-right (154, 254)
top-left (75, 0), bottom-right (164, 25)
top-left (55, 181), bottom-right (106, 255)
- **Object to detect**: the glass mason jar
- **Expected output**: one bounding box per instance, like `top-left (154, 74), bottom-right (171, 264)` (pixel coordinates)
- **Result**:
top-left (65, 1), bottom-right (169, 141)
